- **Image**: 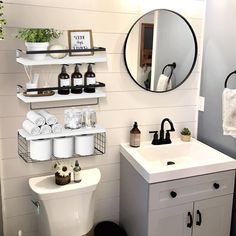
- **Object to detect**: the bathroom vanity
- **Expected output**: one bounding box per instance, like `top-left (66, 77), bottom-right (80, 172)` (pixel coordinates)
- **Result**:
top-left (120, 139), bottom-right (236, 236)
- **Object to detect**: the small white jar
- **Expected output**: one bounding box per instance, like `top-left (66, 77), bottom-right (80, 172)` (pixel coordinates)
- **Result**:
top-left (30, 139), bottom-right (52, 161)
top-left (75, 135), bottom-right (94, 156)
top-left (53, 136), bottom-right (74, 158)
top-left (26, 82), bottom-right (38, 95)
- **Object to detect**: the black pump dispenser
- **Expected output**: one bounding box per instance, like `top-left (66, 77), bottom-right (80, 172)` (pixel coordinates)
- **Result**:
top-left (84, 63), bottom-right (96, 93)
top-left (71, 64), bottom-right (83, 94)
top-left (58, 64), bottom-right (70, 95)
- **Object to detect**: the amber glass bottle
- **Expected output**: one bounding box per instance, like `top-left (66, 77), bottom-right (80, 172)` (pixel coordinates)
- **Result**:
top-left (84, 63), bottom-right (96, 93)
top-left (130, 122), bottom-right (141, 147)
top-left (71, 64), bottom-right (83, 94)
top-left (58, 64), bottom-right (70, 95)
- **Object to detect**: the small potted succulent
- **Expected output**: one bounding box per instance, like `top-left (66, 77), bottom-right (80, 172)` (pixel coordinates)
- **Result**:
top-left (180, 127), bottom-right (191, 142)
top-left (0, 1), bottom-right (6, 40)
top-left (16, 28), bottom-right (62, 60)
top-left (54, 160), bottom-right (73, 185)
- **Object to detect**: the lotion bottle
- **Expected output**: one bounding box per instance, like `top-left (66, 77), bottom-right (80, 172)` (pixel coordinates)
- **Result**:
top-left (73, 160), bottom-right (82, 183)
top-left (84, 63), bottom-right (96, 93)
top-left (71, 64), bottom-right (83, 94)
top-left (130, 121), bottom-right (141, 147)
top-left (58, 64), bottom-right (70, 95)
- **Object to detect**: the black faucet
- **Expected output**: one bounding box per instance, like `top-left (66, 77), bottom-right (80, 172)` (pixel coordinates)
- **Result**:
top-left (149, 118), bottom-right (175, 145)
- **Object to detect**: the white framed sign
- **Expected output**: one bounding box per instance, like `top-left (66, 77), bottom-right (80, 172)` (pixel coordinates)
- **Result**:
top-left (68, 30), bottom-right (93, 56)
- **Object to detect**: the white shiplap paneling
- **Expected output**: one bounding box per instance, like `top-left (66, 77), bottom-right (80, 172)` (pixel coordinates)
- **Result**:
top-left (0, 0), bottom-right (205, 235)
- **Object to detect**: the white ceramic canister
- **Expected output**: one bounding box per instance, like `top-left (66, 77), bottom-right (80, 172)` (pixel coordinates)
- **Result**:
top-left (75, 135), bottom-right (94, 156)
top-left (25, 42), bottom-right (49, 60)
top-left (53, 136), bottom-right (74, 158)
top-left (30, 139), bottom-right (52, 161)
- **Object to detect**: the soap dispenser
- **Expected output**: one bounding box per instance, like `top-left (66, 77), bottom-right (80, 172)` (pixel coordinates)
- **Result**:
top-left (73, 160), bottom-right (82, 183)
top-left (58, 64), bottom-right (70, 95)
top-left (84, 63), bottom-right (96, 93)
top-left (71, 64), bottom-right (83, 94)
top-left (130, 121), bottom-right (141, 147)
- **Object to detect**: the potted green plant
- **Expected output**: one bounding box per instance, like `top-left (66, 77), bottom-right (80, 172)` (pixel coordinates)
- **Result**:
top-left (16, 28), bottom-right (62, 60)
top-left (0, 1), bottom-right (6, 40)
top-left (180, 127), bottom-right (191, 142)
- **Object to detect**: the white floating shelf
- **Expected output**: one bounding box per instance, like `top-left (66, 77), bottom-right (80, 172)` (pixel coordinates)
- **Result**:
top-left (16, 53), bottom-right (107, 66)
top-left (17, 89), bottom-right (106, 104)
top-left (18, 126), bottom-right (106, 141)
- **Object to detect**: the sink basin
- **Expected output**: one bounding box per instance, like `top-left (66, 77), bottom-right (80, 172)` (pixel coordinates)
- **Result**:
top-left (120, 138), bottom-right (236, 183)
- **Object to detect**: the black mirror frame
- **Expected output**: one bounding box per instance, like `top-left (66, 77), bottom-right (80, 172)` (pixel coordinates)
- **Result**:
top-left (123, 9), bottom-right (198, 93)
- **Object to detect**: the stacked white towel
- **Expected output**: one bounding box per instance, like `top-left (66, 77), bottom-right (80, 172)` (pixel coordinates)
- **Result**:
top-left (156, 74), bottom-right (172, 91)
top-left (22, 120), bottom-right (40, 136)
top-left (51, 123), bottom-right (63, 134)
top-left (26, 111), bottom-right (45, 126)
top-left (38, 110), bottom-right (57, 125)
top-left (222, 88), bottom-right (236, 137)
top-left (40, 124), bottom-right (52, 135)
top-left (23, 110), bottom-right (62, 135)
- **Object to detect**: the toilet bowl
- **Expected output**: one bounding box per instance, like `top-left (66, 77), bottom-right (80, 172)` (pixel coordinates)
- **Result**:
top-left (29, 168), bottom-right (101, 236)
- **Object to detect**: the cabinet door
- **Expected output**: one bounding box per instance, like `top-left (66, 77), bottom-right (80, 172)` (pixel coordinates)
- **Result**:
top-left (148, 203), bottom-right (193, 236)
top-left (193, 194), bottom-right (233, 236)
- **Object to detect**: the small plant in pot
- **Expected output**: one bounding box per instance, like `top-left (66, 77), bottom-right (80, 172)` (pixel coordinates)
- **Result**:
top-left (16, 28), bottom-right (62, 60)
top-left (180, 127), bottom-right (191, 142)
top-left (54, 160), bottom-right (73, 185)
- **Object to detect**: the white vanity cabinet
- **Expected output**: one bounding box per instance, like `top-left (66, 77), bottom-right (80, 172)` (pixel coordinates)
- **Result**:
top-left (148, 190), bottom-right (233, 236)
top-left (120, 155), bottom-right (235, 236)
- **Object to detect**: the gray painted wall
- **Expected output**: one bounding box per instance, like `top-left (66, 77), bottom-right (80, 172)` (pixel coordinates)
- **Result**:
top-left (198, 1), bottom-right (236, 235)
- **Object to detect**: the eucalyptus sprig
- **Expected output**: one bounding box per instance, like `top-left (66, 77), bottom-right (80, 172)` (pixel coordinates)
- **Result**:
top-left (16, 28), bottom-right (62, 43)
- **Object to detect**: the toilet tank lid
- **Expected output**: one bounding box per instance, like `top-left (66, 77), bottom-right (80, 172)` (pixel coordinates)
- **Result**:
top-left (29, 168), bottom-right (101, 199)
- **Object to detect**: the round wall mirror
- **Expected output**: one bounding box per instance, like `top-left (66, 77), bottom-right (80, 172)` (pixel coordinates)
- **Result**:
top-left (124, 9), bottom-right (198, 93)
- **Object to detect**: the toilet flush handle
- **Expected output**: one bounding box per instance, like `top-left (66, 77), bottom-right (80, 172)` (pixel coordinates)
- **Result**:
top-left (31, 200), bottom-right (40, 215)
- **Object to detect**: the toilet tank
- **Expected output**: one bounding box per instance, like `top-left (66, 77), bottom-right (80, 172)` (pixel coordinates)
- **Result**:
top-left (29, 168), bottom-right (101, 236)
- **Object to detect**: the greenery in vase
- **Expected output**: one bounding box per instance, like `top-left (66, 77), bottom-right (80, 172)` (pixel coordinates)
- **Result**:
top-left (180, 127), bottom-right (191, 136)
top-left (16, 28), bottom-right (62, 43)
top-left (0, 1), bottom-right (6, 40)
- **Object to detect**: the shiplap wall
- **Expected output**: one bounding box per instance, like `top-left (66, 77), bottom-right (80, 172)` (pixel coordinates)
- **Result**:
top-left (0, 0), bottom-right (205, 235)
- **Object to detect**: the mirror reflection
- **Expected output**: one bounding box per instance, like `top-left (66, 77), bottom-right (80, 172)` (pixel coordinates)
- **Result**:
top-left (124, 9), bottom-right (198, 92)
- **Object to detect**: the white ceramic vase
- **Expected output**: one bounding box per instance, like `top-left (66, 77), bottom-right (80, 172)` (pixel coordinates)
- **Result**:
top-left (25, 42), bottom-right (49, 60)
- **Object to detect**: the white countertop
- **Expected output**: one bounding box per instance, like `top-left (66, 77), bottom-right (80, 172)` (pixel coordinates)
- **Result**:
top-left (120, 138), bottom-right (236, 183)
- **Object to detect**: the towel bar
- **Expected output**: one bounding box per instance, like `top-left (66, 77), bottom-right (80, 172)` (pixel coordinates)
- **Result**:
top-left (162, 62), bottom-right (176, 84)
top-left (162, 62), bottom-right (176, 74)
top-left (224, 70), bottom-right (236, 88)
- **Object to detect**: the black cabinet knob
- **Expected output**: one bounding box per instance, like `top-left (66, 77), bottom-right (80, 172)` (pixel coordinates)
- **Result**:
top-left (170, 191), bottom-right (177, 198)
top-left (213, 183), bottom-right (220, 189)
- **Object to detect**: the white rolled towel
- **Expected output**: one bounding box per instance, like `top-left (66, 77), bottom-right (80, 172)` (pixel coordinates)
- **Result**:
top-left (22, 120), bottom-right (40, 136)
top-left (40, 124), bottom-right (52, 135)
top-left (38, 110), bottom-right (57, 125)
top-left (26, 111), bottom-right (45, 126)
top-left (51, 123), bottom-right (63, 134)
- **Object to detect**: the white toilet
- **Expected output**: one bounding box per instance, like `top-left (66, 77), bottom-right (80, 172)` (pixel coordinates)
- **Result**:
top-left (29, 168), bottom-right (101, 236)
